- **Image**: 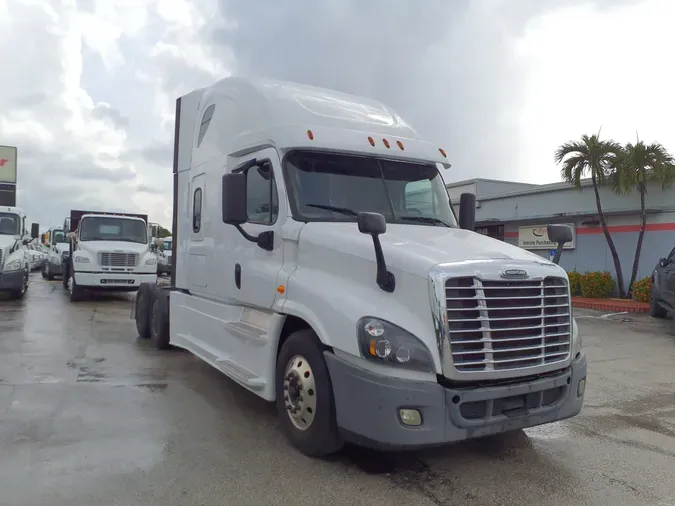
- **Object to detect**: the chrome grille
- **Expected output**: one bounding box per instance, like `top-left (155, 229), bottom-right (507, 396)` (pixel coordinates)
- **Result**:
top-left (445, 276), bottom-right (571, 372)
top-left (99, 252), bottom-right (138, 267)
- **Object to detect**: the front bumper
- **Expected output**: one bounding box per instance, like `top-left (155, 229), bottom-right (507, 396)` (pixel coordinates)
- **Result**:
top-left (73, 271), bottom-right (157, 289)
top-left (0, 270), bottom-right (24, 291)
top-left (325, 352), bottom-right (587, 450)
top-left (47, 260), bottom-right (63, 275)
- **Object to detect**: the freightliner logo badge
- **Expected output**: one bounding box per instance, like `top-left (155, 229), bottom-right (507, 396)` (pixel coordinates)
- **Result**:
top-left (500, 268), bottom-right (528, 279)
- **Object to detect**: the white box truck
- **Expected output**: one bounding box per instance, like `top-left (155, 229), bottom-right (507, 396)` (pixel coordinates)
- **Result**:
top-left (0, 205), bottom-right (39, 299)
top-left (63, 209), bottom-right (158, 301)
top-left (134, 77), bottom-right (586, 457)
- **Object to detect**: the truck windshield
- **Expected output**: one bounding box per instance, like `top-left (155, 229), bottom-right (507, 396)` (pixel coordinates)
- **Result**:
top-left (79, 217), bottom-right (148, 243)
top-left (283, 150), bottom-right (457, 227)
top-left (51, 230), bottom-right (67, 244)
top-left (0, 212), bottom-right (20, 235)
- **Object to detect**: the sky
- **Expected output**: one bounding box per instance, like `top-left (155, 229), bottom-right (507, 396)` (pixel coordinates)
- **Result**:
top-left (1, 0), bottom-right (673, 229)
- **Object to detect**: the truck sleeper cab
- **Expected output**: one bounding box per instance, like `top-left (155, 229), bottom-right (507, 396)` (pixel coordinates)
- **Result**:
top-left (134, 77), bottom-right (586, 457)
top-left (63, 210), bottom-right (158, 301)
top-left (0, 206), bottom-right (39, 299)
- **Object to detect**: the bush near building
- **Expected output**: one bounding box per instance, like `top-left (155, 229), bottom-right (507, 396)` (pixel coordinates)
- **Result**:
top-left (567, 270), bottom-right (582, 296)
top-left (631, 276), bottom-right (652, 303)
top-left (579, 271), bottom-right (615, 298)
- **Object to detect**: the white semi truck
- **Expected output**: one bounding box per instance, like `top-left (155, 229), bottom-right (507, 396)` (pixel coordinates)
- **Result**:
top-left (62, 209), bottom-right (158, 301)
top-left (0, 205), bottom-right (39, 299)
top-left (134, 77), bottom-right (586, 457)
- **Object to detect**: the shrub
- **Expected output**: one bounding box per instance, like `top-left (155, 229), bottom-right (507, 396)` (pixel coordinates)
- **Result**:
top-left (567, 269), bottom-right (582, 296)
top-left (631, 276), bottom-right (652, 303)
top-left (580, 271), bottom-right (615, 298)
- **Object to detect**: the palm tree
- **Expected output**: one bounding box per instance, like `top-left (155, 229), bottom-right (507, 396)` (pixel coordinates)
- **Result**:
top-left (610, 139), bottom-right (675, 295)
top-left (555, 134), bottom-right (626, 297)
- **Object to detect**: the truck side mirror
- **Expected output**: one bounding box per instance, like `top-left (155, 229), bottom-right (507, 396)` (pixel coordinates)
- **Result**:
top-left (458, 193), bottom-right (476, 231)
top-left (221, 172), bottom-right (248, 225)
top-left (547, 224), bottom-right (573, 265)
top-left (659, 257), bottom-right (667, 268)
top-left (357, 212), bottom-right (395, 293)
top-left (31, 222), bottom-right (39, 239)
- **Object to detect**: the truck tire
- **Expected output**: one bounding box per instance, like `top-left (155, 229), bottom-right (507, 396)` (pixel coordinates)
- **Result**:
top-left (149, 289), bottom-right (171, 350)
top-left (650, 290), bottom-right (667, 318)
top-left (275, 330), bottom-right (343, 457)
top-left (62, 263), bottom-right (69, 289)
top-left (8, 269), bottom-right (28, 300)
top-left (135, 283), bottom-right (156, 338)
top-left (46, 263), bottom-right (55, 281)
top-left (68, 271), bottom-right (84, 302)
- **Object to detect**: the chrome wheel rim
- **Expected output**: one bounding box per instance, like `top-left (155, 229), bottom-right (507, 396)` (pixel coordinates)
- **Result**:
top-left (283, 355), bottom-right (317, 431)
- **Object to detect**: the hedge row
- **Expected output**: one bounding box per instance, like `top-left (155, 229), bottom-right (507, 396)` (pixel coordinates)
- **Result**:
top-left (565, 269), bottom-right (652, 302)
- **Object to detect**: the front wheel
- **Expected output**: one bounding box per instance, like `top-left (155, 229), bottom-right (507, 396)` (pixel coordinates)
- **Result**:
top-left (650, 288), bottom-right (667, 318)
top-left (275, 330), bottom-right (343, 457)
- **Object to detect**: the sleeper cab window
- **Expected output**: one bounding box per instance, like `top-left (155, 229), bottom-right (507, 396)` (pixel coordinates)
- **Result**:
top-left (193, 187), bottom-right (202, 232)
top-left (246, 162), bottom-right (279, 225)
top-left (197, 105), bottom-right (215, 148)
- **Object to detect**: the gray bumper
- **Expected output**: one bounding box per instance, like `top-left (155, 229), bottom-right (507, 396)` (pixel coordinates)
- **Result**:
top-left (48, 260), bottom-right (63, 275)
top-left (0, 270), bottom-right (24, 291)
top-left (325, 352), bottom-right (587, 450)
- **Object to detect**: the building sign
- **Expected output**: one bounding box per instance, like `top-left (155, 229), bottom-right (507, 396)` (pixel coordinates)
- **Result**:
top-left (518, 223), bottom-right (575, 250)
top-left (0, 183), bottom-right (16, 206)
top-left (0, 146), bottom-right (17, 184)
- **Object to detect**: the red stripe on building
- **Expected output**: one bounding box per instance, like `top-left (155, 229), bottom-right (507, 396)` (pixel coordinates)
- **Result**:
top-left (502, 222), bottom-right (675, 238)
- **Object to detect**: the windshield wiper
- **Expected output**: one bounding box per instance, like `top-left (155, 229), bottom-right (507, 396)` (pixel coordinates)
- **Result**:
top-left (306, 204), bottom-right (358, 217)
top-left (398, 216), bottom-right (450, 227)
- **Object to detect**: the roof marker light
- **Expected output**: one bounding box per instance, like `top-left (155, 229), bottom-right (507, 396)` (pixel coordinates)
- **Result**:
top-left (307, 130), bottom-right (314, 140)
top-left (439, 148), bottom-right (447, 158)
top-left (396, 140), bottom-right (404, 150)
top-left (382, 138), bottom-right (390, 149)
top-left (368, 136), bottom-right (375, 146)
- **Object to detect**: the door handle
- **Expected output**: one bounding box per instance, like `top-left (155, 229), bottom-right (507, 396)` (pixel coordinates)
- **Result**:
top-left (235, 263), bottom-right (241, 289)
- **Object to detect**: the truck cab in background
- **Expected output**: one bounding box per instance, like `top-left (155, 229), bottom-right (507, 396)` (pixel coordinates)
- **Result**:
top-left (41, 227), bottom-right (69, 280)
top-left (62, 210), bottom-right (158, 301)
top-left (152, 235), bottom-right (172, 276)
top-left (134, 77), bottom-right (585, 457)
top-left (0, 205), bottom-right (39, 299)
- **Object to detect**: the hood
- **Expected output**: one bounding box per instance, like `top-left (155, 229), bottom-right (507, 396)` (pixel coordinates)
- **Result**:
top-left (299, 222), bottom-right (558, 278)
top-left (54, 243), bottom-right (69, 254)
top-left (0, 235), bottom-right (18, 250)
top-left (77, 240), bottom-right (149, 255)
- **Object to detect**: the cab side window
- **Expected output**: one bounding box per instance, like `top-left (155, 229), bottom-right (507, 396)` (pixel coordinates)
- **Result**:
top-left (667, 247), bottom-right (675, 264)
top-left (246, 162), bottom-right (279, 225)
top-left (193, 188), bottom-right (202, 232)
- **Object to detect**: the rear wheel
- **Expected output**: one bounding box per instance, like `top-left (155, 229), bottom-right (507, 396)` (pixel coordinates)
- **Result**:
top-left (149, 289), bottom-right (171, 349)
top-left (275, 330), bottom-right (343, 457)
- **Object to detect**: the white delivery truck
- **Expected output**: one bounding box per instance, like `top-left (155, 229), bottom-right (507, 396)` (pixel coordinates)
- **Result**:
top-left (63, 209), bottom-right (158, 301)
top-left (0, 206), bottom-right (39, 299)
top-left (134, 77), bottom-right (586, 457)
top-left (41, 227), bottom-right (69, 280)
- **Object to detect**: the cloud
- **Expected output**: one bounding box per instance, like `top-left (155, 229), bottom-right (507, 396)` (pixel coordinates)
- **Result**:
top-left (0, 0), bottom-right (671, 232)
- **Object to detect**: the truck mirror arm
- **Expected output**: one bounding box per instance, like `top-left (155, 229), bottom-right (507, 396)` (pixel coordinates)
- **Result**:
top-left (552, 243), bottom-right (564, 265)
top-left (357, 212), bottom-right (395, 293)
top-left (234, 225), bottom-right (274, 252)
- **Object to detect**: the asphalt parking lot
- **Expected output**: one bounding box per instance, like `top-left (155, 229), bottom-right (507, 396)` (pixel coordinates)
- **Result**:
top-left (1, 273), bottom-right (674, 506)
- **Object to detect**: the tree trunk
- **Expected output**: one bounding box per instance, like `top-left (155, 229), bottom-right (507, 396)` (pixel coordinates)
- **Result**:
top-left (592, 172), bottom-right (626, 297)
top-left (628, 184), bottom-right (647, 296)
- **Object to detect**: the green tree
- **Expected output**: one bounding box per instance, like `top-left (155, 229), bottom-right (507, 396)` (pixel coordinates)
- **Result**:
top-left (555, 134), bottom-right (626, 297)
top-left (157, 225), bottom-right (172, 238)
top-left (610, 139), bottom-right (675, 295)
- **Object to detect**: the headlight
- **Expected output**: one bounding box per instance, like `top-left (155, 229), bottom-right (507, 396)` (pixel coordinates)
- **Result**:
top-left (145, 257), bottom-right (157, 266)
top-left (357, 317), bottom-right (435, 373)
top-left (74, 255), bottom-right (90, 263)
top-left (572, 318), bottom-right (582, 356)
top-left (4, 259), bottom-right (22, 272)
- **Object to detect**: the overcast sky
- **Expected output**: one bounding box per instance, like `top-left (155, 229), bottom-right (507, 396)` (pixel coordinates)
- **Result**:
top-left (1, 0), bottom-right (673, 229)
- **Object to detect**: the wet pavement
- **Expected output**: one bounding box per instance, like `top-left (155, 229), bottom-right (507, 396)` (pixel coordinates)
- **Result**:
top-left (1, 273), bottom-right (674, 506)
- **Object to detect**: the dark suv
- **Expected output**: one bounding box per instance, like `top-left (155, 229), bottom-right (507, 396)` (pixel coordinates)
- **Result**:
top-left (650, 247), bottom-right (675, 319)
